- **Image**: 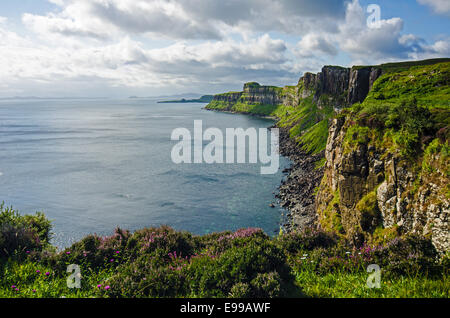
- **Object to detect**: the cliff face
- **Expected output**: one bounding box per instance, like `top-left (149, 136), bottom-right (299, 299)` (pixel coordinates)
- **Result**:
top-left (242, 82), bottom-right (284, 105)
top-left (318, 117), bottom-right (449, 253)
top-left (210, 92), bottom-right (243, 109)
top-left (208, 82), bottom-right (283, 112)
top-left (206, 59), bottom-right (449, 254)
top-left (316, 61), bottom-right (450, 253)
top-left (208, 65), bottom-right (384, 112)
top-left (296, 65), bottom-right (383, 108)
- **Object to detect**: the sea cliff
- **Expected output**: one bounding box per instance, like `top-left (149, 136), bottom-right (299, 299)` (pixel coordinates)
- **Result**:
top-left (206, 58), bottom-right (450, 253)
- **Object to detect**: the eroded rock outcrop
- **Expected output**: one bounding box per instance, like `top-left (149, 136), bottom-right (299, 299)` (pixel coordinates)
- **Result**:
top-left (317, 118), bottom-right (449, 253)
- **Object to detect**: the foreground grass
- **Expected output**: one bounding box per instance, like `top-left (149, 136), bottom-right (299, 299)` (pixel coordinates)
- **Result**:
top-left (1, 219), bottom-right (448, 298)
top-left (1, 251), bottom-right (448, 298)
top-left (295, 270), bottom-right (449, 298)
top-left (0, 260), bottom-right (112, 298)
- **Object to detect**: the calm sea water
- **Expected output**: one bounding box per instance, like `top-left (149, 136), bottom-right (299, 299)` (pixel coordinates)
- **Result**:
top-left (0, 99), bottom-right (290, 248)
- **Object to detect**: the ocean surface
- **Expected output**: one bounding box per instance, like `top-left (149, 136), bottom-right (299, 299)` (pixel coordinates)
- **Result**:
top-left (0, 99), bottom-right (290, 248)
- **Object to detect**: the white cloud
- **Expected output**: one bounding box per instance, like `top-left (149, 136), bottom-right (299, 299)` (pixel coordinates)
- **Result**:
top-left (0, 20), bottom-right (296, 97)
top-left (336, 0), bottom-right (449, 64)
top-left (295, 34), bottom-right (338, 58)
top-left (417, 0), bottom-right (450, 15)
top-left (25, 0), bottom-right (348, 42)
top-left (0, 0), bottom-right (447, 97)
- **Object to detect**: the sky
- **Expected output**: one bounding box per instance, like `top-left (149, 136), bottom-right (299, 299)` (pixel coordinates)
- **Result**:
top-left (0, 0), bottom-right (449, 98)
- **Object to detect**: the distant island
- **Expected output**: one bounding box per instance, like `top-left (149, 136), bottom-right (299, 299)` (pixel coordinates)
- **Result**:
top-left (157, 95), bottom-right (214, 103)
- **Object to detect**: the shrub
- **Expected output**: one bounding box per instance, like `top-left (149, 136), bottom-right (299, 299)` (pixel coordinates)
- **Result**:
top-left (43, 228), bottom-right (132, 274)
top-left (0, 203), bottom-right (52, 258)
top-left (251, 272), bottom-right (282, 298)
top-left (229, 283), bottom-right (252, 298)
top-left (103, 255), bottom-right (188, 298)
top-left (187, 238), bottom-right (291, 297)
top-left (276, 227), bottom-right (338, 254)
top-left (367, 235), bottom-right (440, 278)
top-left (133, 226), bottom-right (196, 258)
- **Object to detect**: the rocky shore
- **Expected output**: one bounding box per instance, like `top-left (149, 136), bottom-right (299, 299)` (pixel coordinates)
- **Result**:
top-left (274, 126), bottom-right (324, 232)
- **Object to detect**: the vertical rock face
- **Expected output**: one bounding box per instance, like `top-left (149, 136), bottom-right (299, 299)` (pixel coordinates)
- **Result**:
top-left (212, 92), bottom-right (243, 104)
top-left (317, 66), bottom-right (350, 99)
top-left (376, 155), bottom-right (449, 253)
top-left (318, 118), bottom-right (449, 253)
top-left (295, 65), bottom-right (382, 108)
top-left (348, 67), bottom-right (383, 105)
top-left (242, 82), bottom-right (283, 105)
top-left (299, 73), bottom-right (319, 98)
top-left (209, 65), bottom-right (383, 111)
top-left (210, 82), bottom-right (283, 109)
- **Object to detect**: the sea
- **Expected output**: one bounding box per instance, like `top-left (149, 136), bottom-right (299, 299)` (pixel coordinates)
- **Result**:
top-left (0, 98), bottom-right (290, 248)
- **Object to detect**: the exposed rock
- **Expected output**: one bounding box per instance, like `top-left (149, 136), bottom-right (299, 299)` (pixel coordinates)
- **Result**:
top-left (276, 127), bottom-right (324, 232)
top-left (348, 67), bottom-right (383, 105)
top-left (242, 82), bottom-right (283, 105)
top-left (318, 117), bottom-right (449, 253)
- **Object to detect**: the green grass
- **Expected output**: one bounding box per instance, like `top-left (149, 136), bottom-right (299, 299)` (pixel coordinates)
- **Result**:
top-left (353, 58), bottom-right (450, 73)
top-left (299, 120), bottom-right (329, 155)
top-left (294, 270), bottom-right (449, 298)
top-left (363, 62), bottom-right (450, 109)
top-left (232, 102), bottom-right (279, 116)
top-left (0, 259), bottom-right (113, 298)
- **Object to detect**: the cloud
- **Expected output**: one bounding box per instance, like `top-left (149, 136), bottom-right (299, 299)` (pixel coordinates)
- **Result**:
top-left (27, 0), bottom-right (348, 41)
top-left (336, 0), bottom-right (449, 64)
top-left (0, 0), bottom-right (448, 97)
top-left (417, 0), bottom-right (450, 15)
top-left (295, 34), bottom-right (338, 58)
top-left (0, 20), bottom-right (296, 97)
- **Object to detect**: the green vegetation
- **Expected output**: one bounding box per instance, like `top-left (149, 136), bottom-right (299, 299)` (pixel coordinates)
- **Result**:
top-left (299, 120), bottom-right (329, 155)
top-left (344, 62), bottom-right (450, 157)
top-left (1, 206), bottom-right (447, 298)
top-left (274, 95), bottom-right (334, 154)
top-left (353, 58), bottom-right (450, 72)
top-left (356, 190), bottom-right (381, 233)
top-left (364, 62), bottom-right (450, 109)
top-left (231, 102), bottom-right (279, 116)
top-left (319, 190), bottom-right (344, 235)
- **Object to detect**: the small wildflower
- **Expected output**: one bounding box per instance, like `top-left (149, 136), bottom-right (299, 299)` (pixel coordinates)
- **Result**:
top-left (97, 284), bottom-right (102, 288)
top-left (105, 286), bottom-right (110, 291)
top-left (32, 290), bottom-right (36, 293)
top-left (66, 251), bottom-right (71, 255)
top-left (110, 259), bottom-right (114, 262)
top-left (36, 270), bottom-right (40, 274)
top-left (45, 272), bottom-right (50, 276)
top-left (11, 285), bottom-right (16, 289)
top-left (26, 251), bottom-right (30, 254)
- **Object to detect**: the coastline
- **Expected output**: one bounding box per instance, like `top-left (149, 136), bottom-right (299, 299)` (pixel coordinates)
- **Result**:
top-left (202, 107), bottom-right (278, 121)
top-left (275, 127), bottom-right (324, 232)
top-left (204, 107), bottom-right (323, 233)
